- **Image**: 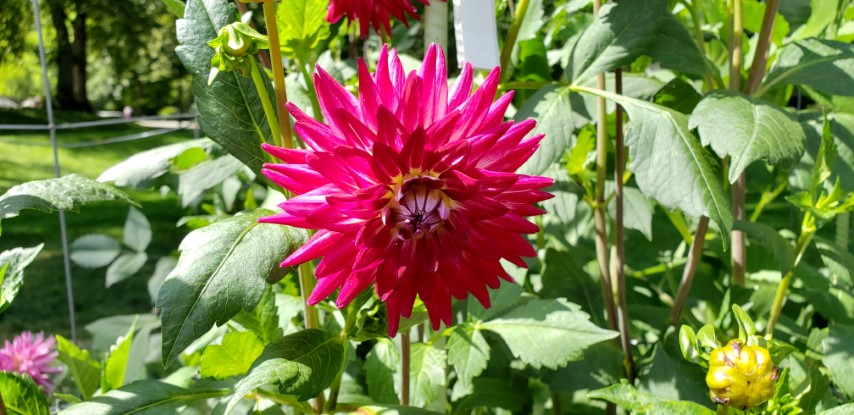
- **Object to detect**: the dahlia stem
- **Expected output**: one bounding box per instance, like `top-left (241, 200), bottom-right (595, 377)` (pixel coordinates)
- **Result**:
top-left (613, 67), bottom-right (635, 382)
top-left (326, 308), bottom-right (360, 413)
top-left (767, 215), bottom-right (814, 337)
top-left (591, 0), bottom-right (619, 337)
top-left (749, 179), bottom-right (787, 222)
top-left (743, 0), bottom-right (778, 95)
top-left (670, 216), bottom-right (710, 326)
top-left (682, 0), bottom-right (717, 89)
top-left (400, 332), bottom-right (411, 406)
top-left (262, 0), bottom-right (294, 149)
top-left (249, 58), bottom-right (283, 149)
top-left (730, 0), bottom-right (746, 287)
top-left (499, 0), bottom-right (530, 80)
top-left (298, 262), bottom-right (320, 330)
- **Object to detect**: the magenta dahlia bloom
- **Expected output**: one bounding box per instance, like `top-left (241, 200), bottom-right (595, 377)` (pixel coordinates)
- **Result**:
top-left (0, 331), bottom-right (61, 392)
top-left (261, 44), bottom-right (553, 335)
top-left (327, 0), bottom-right (441, 38)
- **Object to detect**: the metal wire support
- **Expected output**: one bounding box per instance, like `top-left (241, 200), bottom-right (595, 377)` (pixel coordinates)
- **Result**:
top-left (31, 0), bottom-right (78, 343)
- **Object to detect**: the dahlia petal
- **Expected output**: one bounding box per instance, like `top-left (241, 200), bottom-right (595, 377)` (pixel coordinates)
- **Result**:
top-left (263, 164), bottom-right (327, 195)
top-left (487, 213), bottom-right (541, 234)
top-left (449, 63), bottom-right (474, 110)
top-left (401, 128), bottom-right (428, 171)
top-left (358, 59), bottom-right (380, 131)
top-left (262, 143), bottom-right (310, 164)
top-left (307, 152), bottom-right (364, 191)
top-left (308, 269), bottom-right (348, 304)
top-left (337, 270), bottom-right (375, 308)
top-left (280, 230), bottom-right (341, 267)
top-left (315, 66), bottom-right (360, 131)
top-left (371, 142), bottom-right (404, 182)
top-left (288, 102), bottom-right (344, 151)
top-left (398, 73), bottom-right (422, 131)
top-left (258, 210), bottom-right (313, 228)
top-left (441, 170), bottom-right (480, 201)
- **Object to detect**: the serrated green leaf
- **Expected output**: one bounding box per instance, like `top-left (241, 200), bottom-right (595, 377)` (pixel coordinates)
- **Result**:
top-left (177, 155), bottom-right (245, 207)
top-left (819, 404), bottom-right (854, 414)
top-left (679, 325), bottom-right (700, 362)
top-left (452, 378), bottom-right (525, 413)
top-left (102, 325), bottom-right (135, 392)
top-left (734, 220), bottom-right (796, 275)
top-left (591, 382), bottom-right (715, 415)
top-left (0, 244), bottom-right (42, 313)
top-left (105, 252), bottom-right (148, 288)
top-left (696, 324), bottom-right (719, 349)
top-left (123, 207), bottom-right (152, 252)
top-left (447, 324), bottom-right (490, 398)
top-left (58, 380), bottom-right (229, 415)
top-left (98, 139), bottom-right (215, 188)
top-left (480, 298), bottom-right (618, 369)
top-left (157, 209), bottom-right (307, 363)
top-left (822, 324), bottom-right (854, 397)
top-left (408, 342), bottom-right (447, 409)
top-left (732, 304), bottom-right (757, 341)
top-left (569, 0), bottom-right (666, 83)
top-left (607, 184), bottom-right (654, 240)
top-left (276, 0), bottom-right (330, 64)
top-left (232, 286), bottom-right (282, 343)
top-left (70, 234), bottom-right (121, 269)
top-left (200, 331), bottom-right (264, 380)
top-left (365, 338), bottom-right (399, 405)
top-left (689, 91), bottom-right (805, 183)
top-left (760, 39), bottom-right (854, 97)
top-left (0, 174), bottom-right (137, 219)
top-left (56, 335), bottom-right (101, 400)
top-left (0, 372), bottom-right (50, 415)
top-left (575, 86), bottom-right (733, 236)
top-left (815, 237), bottom-right (854, 286)
top-left (226, 329), bottom-right (344, 413)
top-left (516, 85), bottom-right (579, 176)
top-left (176, 0), bottom-right (274, 177)
top-left (647, 12), bottom-right (710, 78)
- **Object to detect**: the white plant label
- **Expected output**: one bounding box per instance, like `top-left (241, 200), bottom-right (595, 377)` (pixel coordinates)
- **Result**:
top-left (453, 0), bottom-right (500, 70)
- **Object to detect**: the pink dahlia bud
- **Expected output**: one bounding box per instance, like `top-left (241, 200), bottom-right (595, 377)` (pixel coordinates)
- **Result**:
top-left (327, 0), bottom-right (445, 39)
top-left (261, 44), bottom-right (553, 335)
top-left (0, 331), bottom-right (61, 393)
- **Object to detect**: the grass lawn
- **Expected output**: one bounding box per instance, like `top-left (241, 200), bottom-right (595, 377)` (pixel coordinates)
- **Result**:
top-left (0, 109), bottom-right (196, 340)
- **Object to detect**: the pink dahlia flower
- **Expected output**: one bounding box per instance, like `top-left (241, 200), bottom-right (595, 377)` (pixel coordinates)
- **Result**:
top-left (0, 331), bottom-right (61, 392)
top-left (261, 44), bottom-right (553, 335)
top-left (327, 0), bottom-right (442, 38)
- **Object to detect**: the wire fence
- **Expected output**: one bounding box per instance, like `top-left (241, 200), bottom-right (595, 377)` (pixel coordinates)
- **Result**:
top-left (0, 0), bottom-right (200, 343)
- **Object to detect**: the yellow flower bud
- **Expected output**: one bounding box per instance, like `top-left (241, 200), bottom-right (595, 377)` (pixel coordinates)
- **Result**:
top-left (706, 340), bottom-right (779, 410)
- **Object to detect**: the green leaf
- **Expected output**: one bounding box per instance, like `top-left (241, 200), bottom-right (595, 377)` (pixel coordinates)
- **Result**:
top-left (760, 39), bottom-right (854, 97)
top-left (147, 257), bottom-right (177, 304)
top-left (0, 372), bottom-right (50, 415)
top-left (569, 0), bottom-right (666, 83)
top-left (200, 331), bottom-right (264, 380)
top-left (607, 184), bottom-right (654, 240)
top-left (123, 207), bottom-right (152, 252)
top-left (822, 324), bottom-right (854, 397)
top-left (480, 298), bottom-right (618, 369)
top-left (815, 237), bottom-right (854, 286)
top-left (0, 174), bottom-right (137, 219)
top-left (161, 0), bottom-right (186, 18)
top-left (157, 209), bottom-right (307, 363)
top-left (58, 380), bottom-right (229, 415)
top-left (70, 234), bottom-right (121, 269)
top-left (516, 85), bottom-right (579, 176)
top-left (365, 338), bottom-right (399, 405)
top-left (352, 406), bottom-right (444, 415)
top-left (742, 0), bottom-right (789, 45)
top-left (678, 325), bottom-right (700, 362)
top-left (447, 324), bottom-right (490, 398)
top-left (102, 325), bottom-right (135, 392)
top-left (590, 382), bottom-right (715, 415)
top-left (731, 304), bottom-right (757, 341)
top-left (408, 342), bottom-right (447, 409)
top-left (232, 286), bottom-right (282, 344)
top-left (98, 139), bottom-right (215, 188)
top-left (276, 0), bottom-right (330, 64)
top-left (696, 324), bottom-right (719, 349)
top-left (689, 91), bottom-right (805, 182)
top-left (734, 220), bottom-right (796, 274)
top-left (791, 0), bottom-right (837, 40)
top-left (0, 244), bottom-right (43, 313)
top-left (647, 12), bottom-right (710, 78)
top-left (452, 378), bottom-right (525, 413)
top-left (819, 404), bottom-right (854, 415)
top-left (575, 86), bottom-right (733, 236)
top-left (226, 329), bottom-right (345, 412)
top-left (540, 247), bottom-right (605, 327)
top-left (105, 252), bottom-right (148, 288)
top-left (176, 0), bottom-right (274, 176)
top-left (171, 147), bottom-right (209, 171)
top-left (56, 334), bottom-right (101, 400)
top-left (177, 155), bottom-right (246, 207)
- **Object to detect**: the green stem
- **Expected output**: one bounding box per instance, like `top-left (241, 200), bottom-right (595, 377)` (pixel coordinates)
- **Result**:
top-left (671, 216), bottom-right (710, 326)
top-left (326, 309), bottom-right (360, 413)
top-left (262, 0), bottom-right (293, 149)
top-left (298, 59), bottom-right (324, 123)
top-left (743, 0), bottom-right (779, 95)
top-left (730, 0), bottom-right (746, 287)
top-left (250, 58), bottom-right (282, 148)
top-left (767, 215), bottom-right (815, 337)
top-left (681, 0), bottom-right (717, 90)
top-left (499, 0), bottom-right (530, 79)
top-left (749, 179), bottom-right (787, 222)
top-left (400, 332), bottom-right (411, 406)
top-left (298, 262), bottom-right (320, 330)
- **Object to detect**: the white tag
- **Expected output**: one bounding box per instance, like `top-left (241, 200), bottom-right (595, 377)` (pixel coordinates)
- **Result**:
top-left (452, 0), bottom-right (500, 70)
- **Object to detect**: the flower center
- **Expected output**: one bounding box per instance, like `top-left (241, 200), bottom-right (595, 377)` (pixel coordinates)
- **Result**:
top-left (392, 176), bottom-right (449, 240)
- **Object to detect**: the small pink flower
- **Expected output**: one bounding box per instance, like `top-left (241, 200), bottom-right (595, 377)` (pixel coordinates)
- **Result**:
top-left (0, 331), bottom-right (61, 392)
top-left (327, 0), bottom-right (442, 38)
top-left (262, 44), bottom-right (553, 335)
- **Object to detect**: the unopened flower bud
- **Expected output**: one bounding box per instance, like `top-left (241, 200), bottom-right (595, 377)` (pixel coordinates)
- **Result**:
top-left (707, 340), bottom-right (778, 410)
top-left (206, 22), bottom-right (270, 85)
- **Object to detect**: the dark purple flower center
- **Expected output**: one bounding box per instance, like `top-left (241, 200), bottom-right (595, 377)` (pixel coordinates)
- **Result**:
top-left (392, 176), bottom-right (449, 240)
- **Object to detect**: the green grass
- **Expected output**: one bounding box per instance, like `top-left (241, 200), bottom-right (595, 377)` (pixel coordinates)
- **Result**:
top-left (0, 109), bottom-right (196, 340)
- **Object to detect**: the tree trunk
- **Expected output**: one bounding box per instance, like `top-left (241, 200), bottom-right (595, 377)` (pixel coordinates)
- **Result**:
top-left (71, 0), bottom-right (91, 111)
top-left (45, 0), bottom-right (91, 111)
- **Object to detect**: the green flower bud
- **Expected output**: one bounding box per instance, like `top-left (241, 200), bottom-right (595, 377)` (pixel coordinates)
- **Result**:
top-left (206, 22), bottom-right (270, 85)
top-left (707, 340), bottom-right (779, 410)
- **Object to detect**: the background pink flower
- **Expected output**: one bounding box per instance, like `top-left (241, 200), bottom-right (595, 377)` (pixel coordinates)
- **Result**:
top-left (0, 331), bottom-right (61, 392)
top-left (262, 44), bottom-right (552, 335)
top-left (327, 0), bottom-right (439, 38)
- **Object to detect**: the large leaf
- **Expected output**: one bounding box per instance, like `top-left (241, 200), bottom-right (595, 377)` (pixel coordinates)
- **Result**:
top-left (70, 234), bottom-right (121, 269)
top-left (689, 91), bottom-right (805, 182)
top-left (452, 378), bottom-right (525, 413)
top-left (58, 380), bottom-right (228, 415)
top-left (232, 286), bottom-right (283, 344)
top-left (365, 338), bottom-right (399, 405)
top-left (177, 155), bottom-right (245, 207)
top-left (0, 174), bottom-right (136, 219)
top-left (575, 86), bottom-right (733, 235)
top-left (226, 329), bottom-right (345, 413)
top-left (176, 0), bottom-right (274, 176)
top-left (56, 335), bottom-right (101, 400)
top-left (102, 326), bottom-right (135, 392)
top-left (760, 39), bottom-right (854, 97)
top-left (480, 298), bottom-right (618, 370)
top-left (200, 331), bottom-right (264, 380)
top-left (647, 12), bottom-right (710, 79)
top-left (589, 383), bottom-right (715, 415)
top-left (0, 244), bottom-right (43, 313)
top-left (408, 343), bottom-right (447, 409)
top-left (0, 372), bottom-right (50, 415)
top-left (822, 324), bottom-right (854, 397)
top-left (157, 209), bottom-right (308, 363)
top-left (97, 139), bottom-right (216, 188)
top-left (123, 207), bottom-right (152, 252)
top-left (105, 252), bottom-right (148, 288)
top-left (447, 324), bottom-right (490, 399)
top-left (276, 0), bottom-right (330, 64)
top-left (819, 404), bottom-right (854, 415)
top-left (569, 0), bottom-right (667, 83)
top-left (516, 85), bottom-right (582, 176)
top-left (734, 221), bottom-right (796, 274)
